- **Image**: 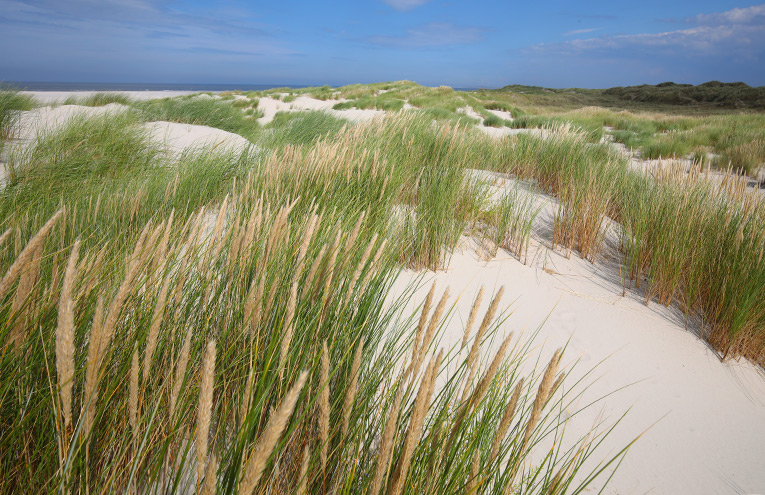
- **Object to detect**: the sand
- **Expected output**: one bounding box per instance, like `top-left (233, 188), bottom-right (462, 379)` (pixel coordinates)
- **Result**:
top-left (3, 103), bottom-right (254, 167)
top-left (389, 171), bottom-right (765, 495)
top-left (21, 90), bottom-right (199, 104)
top-left (255, 96), bottom-right (385, 125)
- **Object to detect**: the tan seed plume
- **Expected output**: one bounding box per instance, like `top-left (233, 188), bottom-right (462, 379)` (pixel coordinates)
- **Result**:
top-left (239, 371), bottom-right (307, 494)
top-left (466, 450), bottom-right (480, 494)
top-left (344, 233), bottom-right (378, 304)
top-left (201, 452), bottom-right (218, 495)
top-left (296, 445), bottom-right (311, 495)
top-left (521, 349), bottom-right (562, 451)
top-left (461, 287), bottom-right (484, 351)
top-left (461, 286), bottom-right (504, 403)
top-left (341, 337), bottom-right (364, 439)
top-left (56, 240), bottom-right (79, 432)
top-left (143, 271), bottom-right (171, 383)
top-left (409, 282), bottom-right (436, 376)
top-left (169, 326), bottom-right (193, 421)
top-left (319, 341), bottom-right (330, 473)
top-left (82, 295), bottom-right (105, 439)
top-left (489, 378), bottom-right (524, 463)
top-left (387, 350), bottom-right (442, 495)
top-left (0, 208), bottom-right (62, 301)
top-left (197, 339), bottom-right (216, 487)
top-left (129, 344), bottom-right (139, 430)
top-left (414, 287), bottom-right (450, 377)
top-left (369, 373), bottom-right (406, 495)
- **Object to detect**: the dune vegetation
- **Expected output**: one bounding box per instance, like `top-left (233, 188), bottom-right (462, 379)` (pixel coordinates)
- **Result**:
top-left (1, 80), bottom-right (764, 493)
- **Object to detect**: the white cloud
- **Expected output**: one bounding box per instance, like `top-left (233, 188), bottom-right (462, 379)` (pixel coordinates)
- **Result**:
top-left (689, 4), bottom-right (765, 26)
top-left (381, 0), bottom-right (430, 12)
top-left (368, 23), bottom-right (484, 48)
top-left (563, 28), bottom-right (599, 36)
top-left (534, 4), bottom-right (765, 58)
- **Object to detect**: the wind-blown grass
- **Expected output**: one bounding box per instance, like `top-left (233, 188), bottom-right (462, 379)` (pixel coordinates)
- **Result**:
top-left (134, 96), bottom-right (259, 139)
top-left (62, 92), bottom-right (132, 107)
top-left (0, 85), bottom-right (36, 143)
top-left (0, 108), bottom-right (627, 492)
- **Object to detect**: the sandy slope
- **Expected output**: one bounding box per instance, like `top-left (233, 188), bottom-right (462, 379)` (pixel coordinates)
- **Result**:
top-left (4, 104), bottom-right (253, 161)
top-left (21, 90), bottom-right (199, 104)
top-left (256, 96), bottom-right (385, 125)
top-left (390, 172), bottom-right (765, 495)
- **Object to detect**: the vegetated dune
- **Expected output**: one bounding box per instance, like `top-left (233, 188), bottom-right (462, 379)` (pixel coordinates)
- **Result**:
top-left (1, 88), bottom-right (764, 495)
top-left (391, 170), bottom-right (765, 495)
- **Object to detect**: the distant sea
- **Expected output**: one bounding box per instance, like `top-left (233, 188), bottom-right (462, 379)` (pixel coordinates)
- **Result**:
top-left (10, 82), bottom-right (307, 92)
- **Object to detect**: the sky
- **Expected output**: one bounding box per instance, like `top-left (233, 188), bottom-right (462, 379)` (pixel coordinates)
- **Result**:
top-left (1, 0), bottom-right (764, 88)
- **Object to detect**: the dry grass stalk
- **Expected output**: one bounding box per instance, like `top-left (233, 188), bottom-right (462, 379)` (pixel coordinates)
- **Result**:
top-left (240, 360), bottom-right (255, 421)
top-left (341, 337), bottom-right (364, 439)
top-left (279, 281), bottom-right (299, 370)
top-left (471, 332), bottom-right (514, 408)
top-left (82, 295), bottom-right (105, 439)
top-left (369, 372), bottom-right (407, 495)
top-left (409, 283), bottom-right (436, 376)
top-left (319, 341), bottom-right (331, 474)
top-left (56, 240), bottom-right (79, 433)
top-left (296, 445), bottom-right (310, 495)
top-left (460, 286), bottom-right (504, 403)
top-left (387, 350), bottom-right (442, 495)
top-left (239, 371), bottom-right (307, 494)
top-left (143, 271), bottom-right (171, 383)
top-left (201, 452), bottom-right (218, 495)
top-left (0, 208), bottom-right (62, 301)
top-left (169, 326), bottom-right (193, 420)
top-left (10, 242), bottom-right (42, 349)
top-left (521, 349), bottom-right (562, 452)
top-left (129, 344), bottom-right (139, 430)
top-left (344, 211), bottom-right (366, 256)
top-left (0, 228), bottom-right (10, 247)
top-left (414, 287), bottom-right (450, 377)
top-left (467, 450), bottom-right (480, 494)
top-left (358, 238), bottom-right (388, 295)
top-left (461, 287), bottom-right (484, 351)
top-left (489, 378), bottom-right (524, 463)
top-left (304, 243), bottom-right (328, 290)
top-left (197, 339), bottom-right (216, 487)
top-left (344, 233), bottom-right (378, 304)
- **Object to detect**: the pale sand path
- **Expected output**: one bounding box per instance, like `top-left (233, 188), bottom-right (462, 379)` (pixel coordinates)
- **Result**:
top-left (256, 96), bottom-right (384, 125)
top-left (21, 90), bottom-right (199, 104)
top-left (141, 121), bottom-right (254, 157)
top-left (389, 172), bottom-right (765, 495)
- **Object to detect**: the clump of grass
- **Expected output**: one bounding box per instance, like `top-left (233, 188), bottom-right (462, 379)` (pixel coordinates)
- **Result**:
top-left (487, 184), bottom-right (540, 263)
top-left (1, 85), bottom-right (35, 142)
top-left (134, 97), bottom-right (258, 138)
top-left (63, 92), bottom-right (132, 107)
top-left (483, 114), bottom-right (505, 127)
top-left (265, 111), bottom-right (347, 147)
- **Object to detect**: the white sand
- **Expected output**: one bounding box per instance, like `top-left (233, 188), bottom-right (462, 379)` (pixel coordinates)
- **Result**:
top-left (1, 103), bottom-right (254, 181)
top-left (486, 108), bottom-right (515, 121)
top-left (256, 96), bottom-right (385, 125)
top-left (141, 121), bottom-right (254, 157)
top-left (389, 172), bottom-right (765, 495)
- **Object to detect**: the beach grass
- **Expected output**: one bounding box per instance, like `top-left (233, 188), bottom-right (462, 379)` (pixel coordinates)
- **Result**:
top-left (0, 107), bottom-right (629, 493)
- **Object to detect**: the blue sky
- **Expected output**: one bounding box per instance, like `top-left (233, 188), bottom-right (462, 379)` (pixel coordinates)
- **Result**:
top-left (1, 0), bottom-right (764, 88)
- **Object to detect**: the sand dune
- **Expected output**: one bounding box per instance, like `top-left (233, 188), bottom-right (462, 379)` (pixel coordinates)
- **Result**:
top-left (390, 171), bottom-right (765, 495)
